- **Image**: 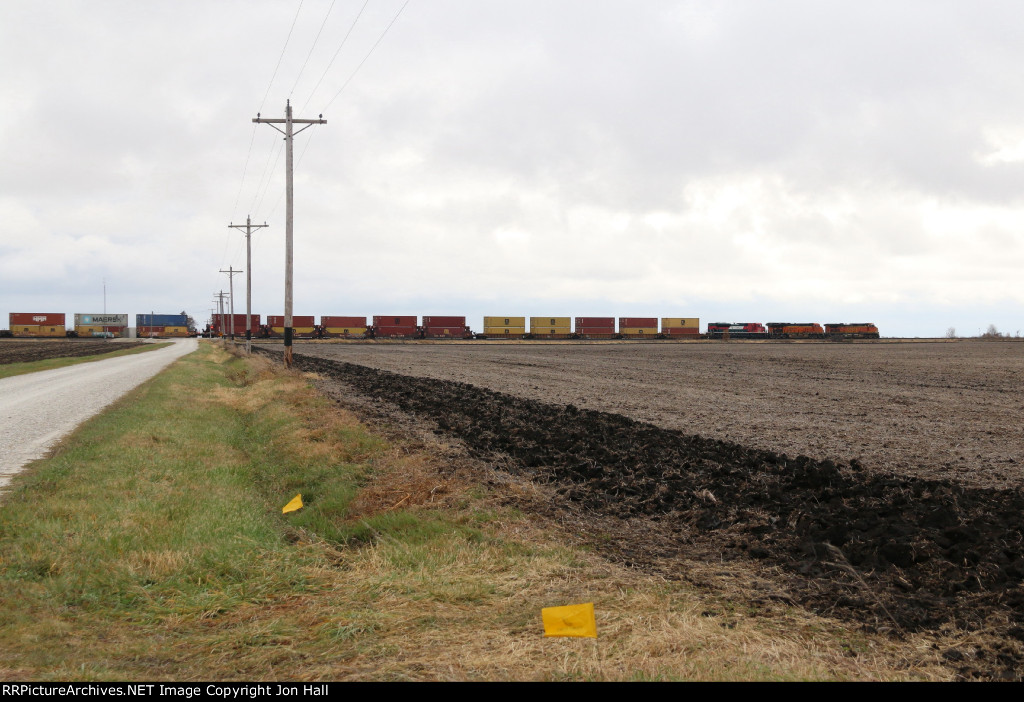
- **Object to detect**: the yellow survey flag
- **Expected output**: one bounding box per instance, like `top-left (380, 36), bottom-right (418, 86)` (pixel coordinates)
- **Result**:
top-left (542, 602), bottom-right (597, 638)
top-left (282, 494), bottom-right (303, 514)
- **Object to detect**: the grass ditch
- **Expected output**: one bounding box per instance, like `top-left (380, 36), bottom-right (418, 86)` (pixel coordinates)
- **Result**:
top-left (0, 342), bottom-right (954, 681)
top-left (0, 342), bottom-right (173, 380)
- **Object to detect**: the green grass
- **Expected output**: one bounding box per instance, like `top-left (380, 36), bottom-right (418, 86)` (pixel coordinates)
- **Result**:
top-left (0, 342), bottom-right (173, 380)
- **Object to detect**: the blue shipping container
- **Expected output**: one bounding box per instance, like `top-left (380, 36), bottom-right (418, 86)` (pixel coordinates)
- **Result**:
top-left (135, 314), bottom-right (188, 327)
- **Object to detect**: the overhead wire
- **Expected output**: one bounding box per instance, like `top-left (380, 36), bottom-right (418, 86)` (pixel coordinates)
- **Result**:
top-left (322, 0), bottom-right (412, 113)
top-left (289, 0), bottom-right (338, 99)
top-left (299, 0), bottom-right (371, 113)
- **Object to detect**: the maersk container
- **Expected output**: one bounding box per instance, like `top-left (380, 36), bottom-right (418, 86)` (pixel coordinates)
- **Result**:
top-left (75, 314), bottom-right (129, 327)
top-left (135, 314), bottom-right (187, 327)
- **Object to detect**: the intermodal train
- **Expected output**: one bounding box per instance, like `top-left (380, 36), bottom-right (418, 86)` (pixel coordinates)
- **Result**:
top-left (4, 313), bottom-right (194, 338)
top-left (205, 315), bottom-right (879, 340)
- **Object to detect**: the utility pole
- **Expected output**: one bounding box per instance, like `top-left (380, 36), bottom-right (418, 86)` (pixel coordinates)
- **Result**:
top-left (229, 216), bottom-right (269, 354)
top-left (214, 291), bottom-right (229, 341)
top-left (220, 266), bottom-right (243, 342)
top-left (253, 100), bottom-right (326, 367)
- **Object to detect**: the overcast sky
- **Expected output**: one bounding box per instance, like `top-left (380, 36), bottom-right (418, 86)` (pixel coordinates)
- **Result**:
top-left (2, 0), bottom-right (1022, 337)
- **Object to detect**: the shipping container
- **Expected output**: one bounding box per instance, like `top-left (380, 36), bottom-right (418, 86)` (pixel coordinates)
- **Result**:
top-left (373, 315), bottom-right (418, 327)
top-left (619, 317), bottom-right (657, 329)
top-left (484, 316), bottom-right (526, 328)
top-left (321, 316), bottom-right (366, 328)
top-left (529, 317), bottom-right (571, 337)
top-left (663, 327), bottom-right (700, 337)
top-left (372, 325), bottom-right (419, 338)
top-left (619, 327), bottom-right (657, 336)
top-left (422, 325), bottom-right (471, 339)
top-left (212, 314), bottom-right (261, 336)
top-left (530, 317), bottom-right (571, 329)
top-left (74, 313), bottom-right (129, 327)
top-left (10, 313), bottom-right (65, 326)
top-left (135, 314), bottom-right (187, 327)
top-left (12, 325), bottom-right (66, 338)
top-left (574, 317), bottom-right (615, 337)
top-left (267, 315), bottom-right (315, 327)
top-left (163, 326), bottom-right (190, 337)
top-left (138, 326), bottom-right (165, 336)
top-left (422, 316), bottom-right (466, 327)
top-left (661, 317), bottom-right (699, 330)
top-left (324, 327), bottom-right (367, 338)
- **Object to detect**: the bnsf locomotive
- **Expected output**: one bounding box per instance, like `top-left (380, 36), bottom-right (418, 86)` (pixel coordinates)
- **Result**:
top-left (707, 322), bottom-right (880, 339)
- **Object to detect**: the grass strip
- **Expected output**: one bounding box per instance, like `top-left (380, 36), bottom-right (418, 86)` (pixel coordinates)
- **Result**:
top-left (0, 342), bottom-right (174, 380)
top-left (0, 343), bottom-right (954, 681)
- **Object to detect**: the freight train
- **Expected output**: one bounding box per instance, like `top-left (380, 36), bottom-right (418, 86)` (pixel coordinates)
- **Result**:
top-left (204, 315), bottom-right (879, 340)
top-left (4, 313), bottom-right (194, 338)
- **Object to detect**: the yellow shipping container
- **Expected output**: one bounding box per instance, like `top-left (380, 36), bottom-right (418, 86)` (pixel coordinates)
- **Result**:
top-left (620, 327), bottom-right (657, 335)
top-left (326, 327), bottom-right (366, 336)
top-left (75, 325), bottom-right (104, 336)
top-left (662, 318), bottom-right (700, 329)
top-left (31, 325), bottom-right (66, 337)
top-left (163, 326), bottom-right (189, 337)
top-left (484, 326), bottom-right (526, 336)
top-left (484, 316), bottom-right (525, 327)
top-left (529, 317), bottom-right (571, 331)
top-left (13, 325), bottom-right (40, 337)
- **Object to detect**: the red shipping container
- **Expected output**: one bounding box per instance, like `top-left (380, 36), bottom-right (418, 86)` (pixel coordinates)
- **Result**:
top-left (373, 316), bottom-right (417, 327)
top-left (374, 326), bottom-right (419, 337)
top-left (575, 317), bottom-right (614, 331)
top-left (422, 316), bottom-right (466, 327)
top-left (619, 317), bottom-right (657, 328)
top-left (664, 327), bottom-right (700, 336)
top-left (10, 313), bottom-right (65, 325)
top-left (422, 327), bottom-right (468, 338)
top-left (322, 316), bottom-right (366, 327)
top-left (267, 315), bottom-right (315, 327)
top-left (214, 314), bottom-right (261, 334)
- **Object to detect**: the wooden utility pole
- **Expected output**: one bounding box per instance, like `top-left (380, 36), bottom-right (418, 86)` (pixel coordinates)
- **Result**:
top-left (229, 216), bottom-right (269, 354)
top-left (220, 266), bottom-right (243, 341)
top-left (253, 100), bottom-right (326, 367)
top-left (214, 291), bottom-right (229, 340)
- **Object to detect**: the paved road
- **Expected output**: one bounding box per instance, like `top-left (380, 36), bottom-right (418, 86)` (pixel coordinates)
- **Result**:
top-left (0, 339), bottom-right (198, 490)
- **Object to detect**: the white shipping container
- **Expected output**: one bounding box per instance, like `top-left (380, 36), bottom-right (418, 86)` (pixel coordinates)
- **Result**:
top-left (74, 313), bottom-right (129, 326)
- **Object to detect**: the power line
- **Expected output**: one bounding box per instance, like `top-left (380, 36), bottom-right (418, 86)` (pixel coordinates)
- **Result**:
top-left (289, 0), bottom-right (339, 98)
top-left (322, 0), bottom-right (412, 112)
top-left (300, 0), bottom-right (371, 112)
top-left (260, 0), bottom-right (306, 113)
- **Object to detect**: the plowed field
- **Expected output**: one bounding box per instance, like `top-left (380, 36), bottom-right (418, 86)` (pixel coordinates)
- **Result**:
top-left (255, 340), bottom-right (1024, 679)
top-left (0, 340), bottom-right (148, 365)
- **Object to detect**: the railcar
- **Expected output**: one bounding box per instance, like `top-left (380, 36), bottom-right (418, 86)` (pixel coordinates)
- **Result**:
top-left (707, 322), bottom-right (769, 339)
top-left (766, 322), bottom-right (825, 339)
top-left (825, 323), bottom-right (880, 339)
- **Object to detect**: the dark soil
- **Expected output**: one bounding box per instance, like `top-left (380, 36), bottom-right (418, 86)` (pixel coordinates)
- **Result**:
top-left (256, 346), bottom-right (1024, 680)
top-left (0, 340), bottom-right (148, 365)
